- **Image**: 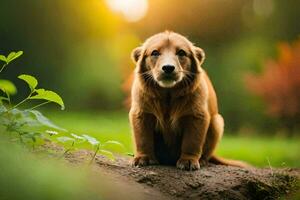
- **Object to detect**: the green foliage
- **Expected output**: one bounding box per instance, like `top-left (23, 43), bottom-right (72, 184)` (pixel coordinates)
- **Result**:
top-left (30, 89), bottom-right (65, 110)
top-left (0, 51), bottom-right (23, 73)
top-left (18, 74), bottom-right (38, 91)
top-left (16, 74), bottom-right (65, 110)
top-left (56, 133), bottom-right (125, 162)
top-left (6, 51), bottom-right (24, 63)
top-left (0, 51), bottom-right (125, 161)
top-left (0, 141), bottom-right (103, 200)
top-left (0, 79), bottom-right (17, 95)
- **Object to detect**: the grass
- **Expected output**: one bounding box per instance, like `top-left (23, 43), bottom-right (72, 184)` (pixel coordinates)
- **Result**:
top-left (46, 110), bottom-right (300, 168)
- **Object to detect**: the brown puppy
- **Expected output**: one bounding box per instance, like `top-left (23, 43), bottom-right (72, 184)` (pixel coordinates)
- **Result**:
top-left (129, 31), bottom-right (247, 170)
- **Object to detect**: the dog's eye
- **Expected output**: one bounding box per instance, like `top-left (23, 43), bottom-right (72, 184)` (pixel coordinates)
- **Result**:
top-left (151, 50), bottom-right (160, 57)
top-left (177, 49), bottom-right (187, 57)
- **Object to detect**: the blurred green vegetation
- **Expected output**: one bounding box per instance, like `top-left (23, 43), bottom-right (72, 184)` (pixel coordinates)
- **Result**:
top-left (1, 0), bottom-right (300, 133)
top-left (46, 111), bottom-right (300, 168)
top-left (0, 139), bottom-right (102, 200)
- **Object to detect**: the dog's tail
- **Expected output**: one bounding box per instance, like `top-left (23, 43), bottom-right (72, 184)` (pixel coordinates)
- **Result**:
top-left (209, 155), bottom-right (251, 168)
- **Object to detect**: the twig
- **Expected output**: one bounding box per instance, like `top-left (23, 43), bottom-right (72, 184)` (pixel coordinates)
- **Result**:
top-left (28, 101), bottom-right (51, 110)
top-left (0, 63), bottom-right (7, 73)
top-left (89, 144), bottom-right (100, 165)
top-left (266, 157), bottom-right (274, 176)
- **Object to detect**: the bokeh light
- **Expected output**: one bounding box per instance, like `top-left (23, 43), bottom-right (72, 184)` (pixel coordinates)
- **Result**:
top-left (105, 0), bottom-right (148, 22)
top-left (253, 0), bottom-right (274, 17)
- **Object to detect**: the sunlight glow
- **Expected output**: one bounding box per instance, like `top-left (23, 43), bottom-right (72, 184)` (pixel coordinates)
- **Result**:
top-left (105, 0), bottom-right (148, 22)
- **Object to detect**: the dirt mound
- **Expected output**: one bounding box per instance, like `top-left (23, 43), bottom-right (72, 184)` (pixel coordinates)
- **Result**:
top-left (63, 149), bottom-right (299, 200)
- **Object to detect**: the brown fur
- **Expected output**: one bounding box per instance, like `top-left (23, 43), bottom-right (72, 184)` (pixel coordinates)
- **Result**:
top-left (129, 31), bottom-right (248, 170)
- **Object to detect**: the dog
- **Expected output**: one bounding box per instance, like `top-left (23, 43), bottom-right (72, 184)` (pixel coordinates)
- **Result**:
top-left (129, 31), bottom-right (248, 170)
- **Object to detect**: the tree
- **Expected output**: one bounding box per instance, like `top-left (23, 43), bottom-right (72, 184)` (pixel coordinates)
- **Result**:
top-left (246, 38), bottom-right (300, 134)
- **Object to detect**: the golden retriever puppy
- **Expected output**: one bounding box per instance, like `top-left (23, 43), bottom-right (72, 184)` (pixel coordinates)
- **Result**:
top-left (129, 31), bottom-right (247, 170)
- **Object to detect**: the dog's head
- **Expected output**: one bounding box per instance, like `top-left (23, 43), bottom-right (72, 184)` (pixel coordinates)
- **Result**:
top-left (132, 31), bottom-right (205, 88)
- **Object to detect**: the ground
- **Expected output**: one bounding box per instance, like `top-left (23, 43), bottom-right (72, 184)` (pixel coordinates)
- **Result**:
top-left (47, 143), bottom-right (300, 200)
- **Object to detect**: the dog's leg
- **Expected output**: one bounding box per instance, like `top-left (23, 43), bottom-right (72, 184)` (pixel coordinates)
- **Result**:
top-left (201, 114), bottom-right (224, 164)
top-left (129, 110), bottom-right (158, 167)
top-left (176, 112), bottom-right (210, 170)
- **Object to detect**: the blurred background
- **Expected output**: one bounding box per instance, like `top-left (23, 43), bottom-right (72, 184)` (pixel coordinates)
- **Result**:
top-left (1, 0), bottom-right (299, 167)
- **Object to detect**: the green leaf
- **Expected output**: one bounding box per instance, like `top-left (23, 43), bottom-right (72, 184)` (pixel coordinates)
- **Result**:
top-left (104, 140), bottom-right (125, 147)
top-left (99, 149), bottom-right (115, 161)
top-left (29, 110), bottom-right (67, 131)
top-left (6, 51), bottom-right (23, 63)
top-left (0, 104), bottom-right (7, 113)
top-left (56, 136), bottom-right (74, 143)
top-left (45, 130), bottom-right (59, 136)
top-left (23, 132), bottom-right (41, 142)
top-left (127, 153), bottom-right (134, 157)
top-left (7, 52), bottom-right (16, 62)
top-left (0, 79), bottom-right (17, 95)
top-left (82, 134), bottom-right (100, 146)
top-left (0, 55), bottom-right (6, 63)
top-left (71, 133), bottom-right (85, 141)
top-left (103, 140), bottom-right (126, 152)
top-left (35, 88), bottom-right (45, 93)
top-left (18, 74), bottom-right (38, 91)
top-left (30, 90), bottom-right (65, 110)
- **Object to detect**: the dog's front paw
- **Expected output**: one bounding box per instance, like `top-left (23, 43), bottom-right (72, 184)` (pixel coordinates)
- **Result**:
top-left (176, 158), bottom-right (200, 171)
top-left (132, 155), bottom-right (158, 167)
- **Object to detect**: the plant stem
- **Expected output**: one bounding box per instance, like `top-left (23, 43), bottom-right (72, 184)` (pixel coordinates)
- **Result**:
top-left (62, 148), bottom-right (72, 156)
top-left (90, 144), bottom-right (100, 165)
top-left (11, 98), bottom-right (28, 109)
top-left (6, 92), bottom-right (11, 107)
top-left (8, 91), bottom-right (34, 111)
top-left (61, 141), bottom-right (75, 158)
top-left (0, 63), bottom-right (7, 73)
top-left (28, 101), bottom-right (50, 110)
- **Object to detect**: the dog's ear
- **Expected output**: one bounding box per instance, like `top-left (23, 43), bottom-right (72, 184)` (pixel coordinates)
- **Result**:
top-left (194, 47), bottom-right (205, 65)
top-left (131, 47), bottom-right (143, 63)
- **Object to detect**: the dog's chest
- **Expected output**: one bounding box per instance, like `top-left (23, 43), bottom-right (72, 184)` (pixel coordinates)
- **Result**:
top-left (150, 96), bottom-right (188, 134)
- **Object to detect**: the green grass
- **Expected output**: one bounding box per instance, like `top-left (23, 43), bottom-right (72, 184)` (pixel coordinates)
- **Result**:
top-left (46, 110), bottom-right (300, 168)
top-left (216, 136), bottom-right (300, 167)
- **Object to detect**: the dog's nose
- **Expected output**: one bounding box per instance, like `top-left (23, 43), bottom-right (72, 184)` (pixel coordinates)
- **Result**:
top-left (162, 65), bottom-right (175, 74)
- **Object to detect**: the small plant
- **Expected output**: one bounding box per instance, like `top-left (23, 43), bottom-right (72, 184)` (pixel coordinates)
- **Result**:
top-left (0, 51), bottom-right (23, 72)
top-left (0, 51), bottom-right (125, 161)
top-left (56, 133), bottom-right (125, 163)
top-left (57, 133), bottom-right (85, 156)
top-left (0, 51), bottom-right (65, 147)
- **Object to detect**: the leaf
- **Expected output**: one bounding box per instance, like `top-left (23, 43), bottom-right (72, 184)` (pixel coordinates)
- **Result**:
top-left (18, 74), bottom-right (38, 91)
top-left (0, 55), bottom-right (6, 63)
top-left (104, 140), bottom-right (125, 147)
top-left (71, 133), bottom-right (85, 141)
top-left (7, 52), bottom-right (16, 62)
top-left (99, 149), bottom-right (115, 161)
top-left (35, 88), bottom-right (45, 93)
top-left (0, 104), bottom-right (7, 113)
top-left (82, 134), bottom-right (100, 146)
top-left (103, 140), bottom-right (126, 152)
top-left (23, 132), bottom-right (41, 142)
top-left (127, 152), bottom-right (134, 157)
top-left (30, 90), bottom-right (65, 110)
top-left (45, 130), bottom-right (59, 136)
top-left (0, 79), bottom-right (17, 95)
top-left (6, 51), bottom-right (23, 63)
top-left (56, 136), bottom-right (74, 143)
top-left (29, 110), bottom-right (67, 131)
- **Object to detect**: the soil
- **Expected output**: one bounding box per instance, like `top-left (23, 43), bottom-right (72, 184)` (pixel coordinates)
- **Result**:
top-left (45, 144), bottom-right (300, 200)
